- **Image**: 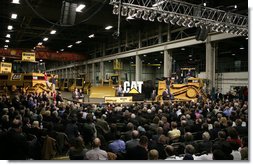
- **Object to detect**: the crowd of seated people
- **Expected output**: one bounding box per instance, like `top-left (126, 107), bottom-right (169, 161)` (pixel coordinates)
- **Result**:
top-left (0, 90), bottom-right (248, 160)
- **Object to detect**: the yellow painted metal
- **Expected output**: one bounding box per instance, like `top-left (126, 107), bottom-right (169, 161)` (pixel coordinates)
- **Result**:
top-left (157, 77), bottom-right (207, 102)
top-left (89, 85), bottom-right (116, 98)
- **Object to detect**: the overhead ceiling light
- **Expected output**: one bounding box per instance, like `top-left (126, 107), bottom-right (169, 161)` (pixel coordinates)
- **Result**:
top-left (2, 57), bottom-right (5, 59)
top-left (50, 30), bottom-right (56, 34)
top-left (234, 5), bottom-right (237, 9)
top-left (112, 5), bottom-right (119, 15)
top-left (240, 46), bottom-right (244, 50)
top-left (6, 34), bottom-right (11, 38)
top-left (11, 13), bottom-right (17, 19)
top-left (160, 51), bottom-right (164, 54)
top-left (76, 4), bottom-right (86, 12)
top-left (189, 58), bottom-right (192, 61)
top-left (68, 45), bottom-right (73, 48)
top-left (152, 0), bottom-right (165, 7)
top-left (43, 37), bottom-right (48, 41)
top-left (40, 59), bottom-right (43, 62)
top-left (38, 42), bottom-right (43, 45)
top-left (160, 61), bottom-right (162, 63)
top-left (135, 10), bottom-right (143, 19)
top-left (143, 54), bottom-right (147, 57)
top-left (60, 49), bottom-right (64, 51)
top-left (232, 53), bottom-right (235, 56)
top-left (4, 48), bottom-right (7, 50)
top-left (142, 10), bottom-right (150, 20)
top-left (88, 34), bottom-right (95, 38)
top-left (181, 48), bottom-right (185, 51)
top-left (189, 54), bottom-right (192, 57)
top-left (5, 40), bottom-right (10, 43)
top-left (188, 19), bottom-right (195, 28)
top-left (75, 41), bottom-right (82, 44)
top-left (170, 15), bottom-right (179, 25)
top-left (121, 6), bottom-right (128, 16)
top-left (176, 17), bottom-right (185, 26)
top-left (246, 37), bottom-right (248, 40)
top-left (7, 25), bottom-right (13, 30)
top-left (128, 8), bottom-right (136, 17)
top-left (203, 2), bottom-right (207, 6)
top-left (12, 0), bottom-right (20, 4)
top-left (4, 45), bottom-right (8, 48)
top-left (157, 13), bottom-right (167, 22)
top-left (149, 11), bottom-right (157, 21)
top-left (105, 26), bottom-right (113, 30)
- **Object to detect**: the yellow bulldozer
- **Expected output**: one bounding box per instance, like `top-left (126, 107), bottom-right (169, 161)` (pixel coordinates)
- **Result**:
top-left (0, 52), bottom-right (54, 96)
top-left (157, 77), bottom-right (207, 102)
top-left (89, 74), bottom-right (121, 99)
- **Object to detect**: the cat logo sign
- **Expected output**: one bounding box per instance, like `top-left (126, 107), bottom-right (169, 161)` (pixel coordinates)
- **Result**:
top-left (128, 88), bottom-right (139, 94)
top-left (123, 81), bottom-right (143, 93)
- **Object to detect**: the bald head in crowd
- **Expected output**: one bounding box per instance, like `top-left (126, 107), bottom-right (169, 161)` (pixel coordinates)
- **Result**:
top-left (93, 138), bottom-right (101, 148)
top-left (132, 130), bottom-right (139, 139)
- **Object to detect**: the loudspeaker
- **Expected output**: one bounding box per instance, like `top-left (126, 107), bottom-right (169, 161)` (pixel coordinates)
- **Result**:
top-left (60, 1), bottom-right (77, 25)
top-left (195, 27), bottom-right (208, 41)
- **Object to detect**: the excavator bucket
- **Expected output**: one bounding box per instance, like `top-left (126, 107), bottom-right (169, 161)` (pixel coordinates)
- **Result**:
top-left (89, 85), bottom-right (116, 98)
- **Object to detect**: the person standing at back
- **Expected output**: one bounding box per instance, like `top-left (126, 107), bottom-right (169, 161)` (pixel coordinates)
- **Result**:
top-left (86, 138), bottom-right (108, 160)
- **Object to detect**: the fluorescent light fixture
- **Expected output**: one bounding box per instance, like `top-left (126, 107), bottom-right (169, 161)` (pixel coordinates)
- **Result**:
top-left (5, 40), bottom-right (10, 43)
top-left (11, 13), bottom-right (17, 19)
top-left (60, 49), bottom-right (64, 51)
top-left (240, 47), bottom-right (244, 50)
top-left (152, 0), bottom-right (165, 7)
top-left (12, 0), bottom-right (20, 4)
top-left (43, 37), bottom-right (48, 41)
top-left (6, 34), bottom-right (11, 38)
top-left (38, 42), bottom-right (43, 46)
top-left (76, 4), bottom-right (86, 12)
top-left (88, 34), bottom-right (95, 38)
top-left (105, 26), bottom-right (113, 30)
top-left (50, 30), bottom-right (56, 34)
top-left (75, 41), bottom-right (82, 44)
top-left (68, 45), bottom-right (73, 48)
top-left (7, 25), bottom-right (13, 30)
top-left (4, 45), bottom-right (8, 48)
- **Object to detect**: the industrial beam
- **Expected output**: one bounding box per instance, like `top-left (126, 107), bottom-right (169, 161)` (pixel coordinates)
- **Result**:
top-left (46, 32), bottom-right (238, 71)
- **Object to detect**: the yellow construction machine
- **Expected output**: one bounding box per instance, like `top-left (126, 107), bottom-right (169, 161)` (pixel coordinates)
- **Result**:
top-left (89, 74), bottom-right (120, 98)
top-left (0, 52), bottom-right (54, 96)
top-left (157, 77), bottom-right (207, 102)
